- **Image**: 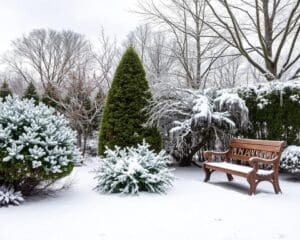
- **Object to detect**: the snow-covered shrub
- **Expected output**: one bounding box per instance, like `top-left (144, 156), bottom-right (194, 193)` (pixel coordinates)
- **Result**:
top-left (0, 97), bottom-right (81, 195)
top-left (237, 80), bottom-right (300, 144)
top-left (281, 146), bottom-right (300, 174)
top-left (0, 185), bottom-right (24, 207)
top-left (147, 86), bottom-right (249, 166)
top-left (94, 141), bottom-right (174, 194)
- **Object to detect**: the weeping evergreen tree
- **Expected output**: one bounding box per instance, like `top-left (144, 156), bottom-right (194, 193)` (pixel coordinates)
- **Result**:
top-left (98, 47), bottom-right (162, 155)
top-left (0, 80), bottom-right (12, 99)
top-left (23, 81), bottom-right (39, 103)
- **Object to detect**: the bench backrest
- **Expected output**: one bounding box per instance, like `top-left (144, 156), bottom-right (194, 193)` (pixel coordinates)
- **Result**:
top-left (228, 138), bottom-right (286, 162)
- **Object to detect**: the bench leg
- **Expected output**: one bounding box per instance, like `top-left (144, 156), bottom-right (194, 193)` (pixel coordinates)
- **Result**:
top-left (204, 167), bottom-right (214, 182)
top-left (272, 175), bottom-right (282, 194)
top-left (248, 182), bottom-right (256, 195)
top-left (226, 173), bottom-right (234, 182)
top-left (247, 174), bottom-right (256, 195)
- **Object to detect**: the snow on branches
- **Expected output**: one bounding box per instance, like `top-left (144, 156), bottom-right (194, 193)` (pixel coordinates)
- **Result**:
top-left (0, 97), bottom-right (81, 195)
top-left (238, 80), bottom-right (300, 109)
top-left (147, 86), bottom-right (249, 165)
top-left (94, 141), bottom-right (174, 194)
top-left (281, 146), bottom-right (300, 174)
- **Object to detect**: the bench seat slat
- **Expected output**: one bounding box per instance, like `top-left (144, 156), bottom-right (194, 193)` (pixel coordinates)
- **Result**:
top-left (206, 162), bottom-right (273, 176)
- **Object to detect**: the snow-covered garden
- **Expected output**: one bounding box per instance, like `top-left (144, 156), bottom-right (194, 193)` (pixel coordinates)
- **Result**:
top-left (0, 44), bottom-right (300, 240)
top-left (1, 160), bottom-right (299, 240)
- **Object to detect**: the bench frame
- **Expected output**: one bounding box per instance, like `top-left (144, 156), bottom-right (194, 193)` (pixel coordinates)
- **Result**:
top-left (203, 138), bottom-right (286, 195)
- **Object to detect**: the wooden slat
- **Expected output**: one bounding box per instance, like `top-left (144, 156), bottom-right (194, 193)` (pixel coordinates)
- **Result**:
top-left (228, 154), bottom-right (252, 161)
top-left (230, 141), bottom-right (285, 152)
top-left (230, 138), bottom-right (285, 148)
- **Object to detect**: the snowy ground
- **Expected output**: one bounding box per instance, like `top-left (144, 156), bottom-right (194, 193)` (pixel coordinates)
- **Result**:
top-left (0, 159), bottom-right (299, 240)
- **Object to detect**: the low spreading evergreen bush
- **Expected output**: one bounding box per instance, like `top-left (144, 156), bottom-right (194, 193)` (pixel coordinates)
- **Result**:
top-left (94, 141), bottom-right (174, 194)
top-left (0, 97), bottom-right (81, 195)
top-left (0, 185), bottom-right (24, 207)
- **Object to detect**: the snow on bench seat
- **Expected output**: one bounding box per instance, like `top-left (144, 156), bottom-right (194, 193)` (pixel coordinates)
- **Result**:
top-left (206, 162), bottom-right (273, 176)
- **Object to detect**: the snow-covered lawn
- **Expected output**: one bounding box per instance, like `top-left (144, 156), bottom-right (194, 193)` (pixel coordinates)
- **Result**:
top-left (0, 159), bottom-right (299, 240)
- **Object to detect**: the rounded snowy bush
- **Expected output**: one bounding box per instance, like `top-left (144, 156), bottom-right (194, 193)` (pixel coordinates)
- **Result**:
top-left (0, 97), bottom-right (81, 195)
top-left (94, 141), bottom-right (174, 194)
top-left (281, 146), bottom-right (300, 174)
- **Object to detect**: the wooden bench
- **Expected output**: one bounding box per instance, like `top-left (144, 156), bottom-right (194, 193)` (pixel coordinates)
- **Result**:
top-left (203, 138), bottom-right (286, 195)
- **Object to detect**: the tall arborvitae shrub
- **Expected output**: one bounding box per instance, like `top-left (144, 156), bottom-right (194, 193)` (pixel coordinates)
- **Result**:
top-left (98, 47), bottom-right (162, 155)
top-left (0, 81), bottom-right (12, 99)
top-left (23, 81), bottom-right (39, 103)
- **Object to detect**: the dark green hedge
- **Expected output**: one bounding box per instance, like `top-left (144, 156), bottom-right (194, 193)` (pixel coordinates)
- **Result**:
top-left (238, 86), bottom-right (300, 145)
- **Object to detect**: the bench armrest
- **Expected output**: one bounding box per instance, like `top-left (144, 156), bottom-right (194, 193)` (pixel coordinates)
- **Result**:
top-left (203, 150), bottom-right (230, 162)
top-left (249, 156), bottom-right (278, 165)
top-left (249, 156), bottom-right (278, 171)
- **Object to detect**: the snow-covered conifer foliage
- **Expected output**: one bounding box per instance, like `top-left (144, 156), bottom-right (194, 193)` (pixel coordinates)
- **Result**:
top-left (94, 141), bottom-right (174, 194)
top-left (0, 185), bottom-right (24, 207)
top-left (237, 80), bottom-right (300, 144)
top-left (147, 87), bottom-right (249, 166)
top-left (281, 146), bottom-right (300, 174)
top-left (0, 97), bottom-right (81, 195)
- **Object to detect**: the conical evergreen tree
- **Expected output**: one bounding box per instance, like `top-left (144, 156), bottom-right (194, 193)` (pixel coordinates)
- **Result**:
top-left (42, 83), bottom-right (59, 108)
top-left (98, 47), bottom-right (162, 155)
top-left (0, 80), bottom-right (12, 99)
top-left (23, 81), bottom-right (39, 103)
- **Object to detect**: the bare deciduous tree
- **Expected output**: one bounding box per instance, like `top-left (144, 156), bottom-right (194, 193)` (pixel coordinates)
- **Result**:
top-left (204, 0), bottom-right (300, 81)
top-left (146, 31), bottom-right (176, 82)
top-left (124, 24), bottom-right (151, 64)
top-left (94, 27), bottom-right (119, 89)
top-left (211, 55), bottom-right (242, 88)
top-left (53, 66), bottom-right (104, 156)
top-left (125, 25), bottom-right (176, 86)
top-left (3, 29), bottom-right (92, 89)
top-left (136, 0), bottom-right (228, 89)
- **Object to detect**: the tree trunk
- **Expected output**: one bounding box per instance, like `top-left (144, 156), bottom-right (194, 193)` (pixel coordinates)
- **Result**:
top-left (77, 131), bottom-right (82, 149)
top-left (82, 133), bottom-right (88, 156)
top-left (195, 1), bottom-right (201, 89)
top-left (263, 0), bottom-right (276, 80)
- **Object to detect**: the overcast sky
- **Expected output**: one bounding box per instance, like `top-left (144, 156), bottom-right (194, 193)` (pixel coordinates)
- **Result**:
top-left (0, 0), bottom-right (141, 54)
